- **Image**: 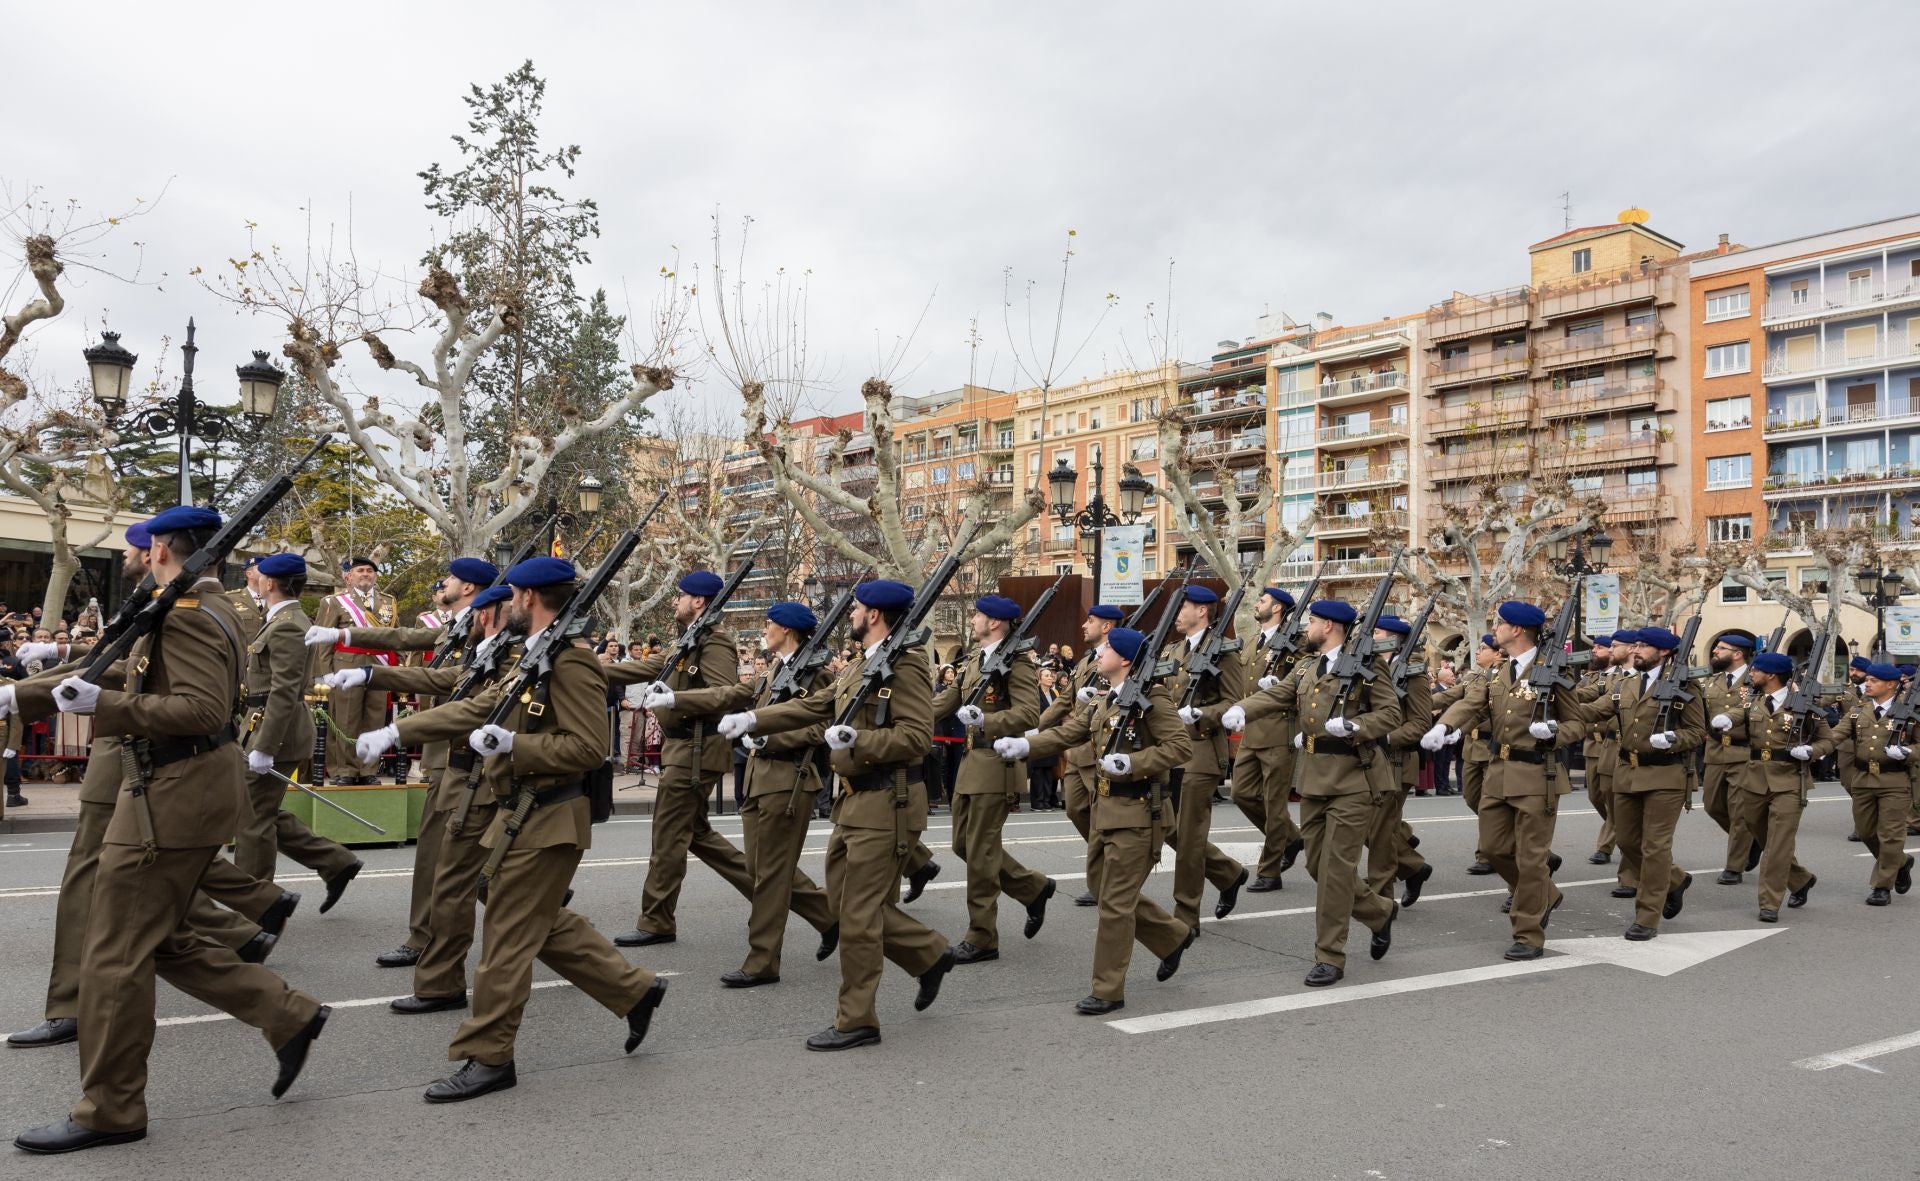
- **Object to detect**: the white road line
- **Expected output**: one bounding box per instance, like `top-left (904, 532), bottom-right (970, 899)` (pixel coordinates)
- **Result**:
top-left (1793, 1028), bottom-right (1920, 1072)
top-left (155, 972), bottom-right (680, 1028)
top-left (1852, 845), bottom-right (1920, 858)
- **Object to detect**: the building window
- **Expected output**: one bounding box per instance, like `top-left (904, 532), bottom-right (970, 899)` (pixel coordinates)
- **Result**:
top-left (1129, 435), bottom-right (1156, 461)
top-left (932, 465), bottom-right (949, 484)
top-left (1705, 395), bottom-right (1751, 432)
top-left (1848, 268), bottom-right (1873, 302)
top-left (905, 503), bottom-right (925, 521)
top-left (1790, 279), bottom-right (1810, 306)
top-left (1624, 466), bottom-right (1658, 488)
top-left (1705, 454), bottom-right (1752, 490)
top-left (1566, 317), bottom-right (1603, 341)
top-left (1705, 287), bottom-right (1750, 322)
top-left (1719, 576), bottom-right (1748, 605)
top-left (1028, 452), bottom-right (1041, 474)
top-left (1054, 563), bottom-right (1074, 576)
top-left (1705, 341), bottom-right (1750, 377)
top-left (1572, 248), bottom-right (1592, 275)
top-left (1708, 514), bottom-right (1752, 543)
top-left (957, 461), bottom-right (975, 480)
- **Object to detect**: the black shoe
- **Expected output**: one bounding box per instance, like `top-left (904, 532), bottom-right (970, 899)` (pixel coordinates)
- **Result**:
top-left (237, 931), bottom-right (278, 964)
top-left (257, 891), bottom-right (301, 937)
top-left (1624, 923), bottom-right (1658, 941)
top-left (1788, 874), bottom-right (1816, 908)
top-left (1466, 861), bottom-right (1494, 876)
top-left (613, 929), bottom-right (676, 947)
top-left (1247, 875), bottom-right (1283, 893)
top-left (1024, 879), bottom-right (1057, 939)
top-left (1500, 895), bottom-right (1513, 914)
top-left (1156, 926), bottom-right (1198, 982)
top-left (903, 861), bottom-right (941, 904)
top-left (1304, 962), bottom-right (1344, 987)
top-left (13, 1117), bottom-right (146, 1154)
top-left (1074, 890), bottom-right (1097, 907)
top-left (1759, 907), bottom-right (1779, 923)
top-left (1407, 834), bottom-right (1421, 850)
top-left (1075, 995), bottom-right (1124, 1015)
top-left (1280, 837), bottom-right (1305, 872)
top-left (1610, 885), bottom-right (1638, 898)
top-left (950, 941), bottom-right (999, 965)
top-left (318, 861), bottom-right (362, 914)
top-left (1663, 872), bottom-right (1693, 920)
top-left (1547, 851), bottom-right (1563, 875)
top-left (424, 1058), bottom-right (517, 1103)
top-left (719, 970), bottom-right (779, 989)
top-left (1543, 892), bottom-right (1564, 929)
top-left (1369, 901), bottom-right (1398, 961)
top-left (1747, 841), bottom-right (1763, 871)
top-left (6, 1017), bottom-right (78, 1047)
top-left (816, 923), bottom-right (839, 961)
top-left (1867, 887), bottom-right (1892, 906)
top-left (1588, 850), bottom-right (1611, 865)
top-left (806, 1025), bottom-right (880, 1051)
top-left (1717, 870), bottom-right (1743, 885)
top-left (1848, 831), bottom-right (1863, 842)
top-left (624, 978), bottom-right (668, 1053)
top-left (1503, 942), bottom-right (1544, 961)
top-left (375, 944), bottom-right (421, 968)
top-left (915, 948), bottom-right (956, 1011)
top-left (1401, 863), bottom-right (1433, 908)
top-left (390, 993), bottom-right (468, 1014)
top-left (272, 1004), bottom-right (329, 1098)
top-left (1898, 855), bottom-right (1915, 895)
top-left (5, 794), bottom-right (27, 808)
top-left (1214, 867), bottom-right (1249, 920)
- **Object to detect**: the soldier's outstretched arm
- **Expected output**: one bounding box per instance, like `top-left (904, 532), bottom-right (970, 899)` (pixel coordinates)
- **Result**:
top-left (396, 681), bottom-right (507, 745)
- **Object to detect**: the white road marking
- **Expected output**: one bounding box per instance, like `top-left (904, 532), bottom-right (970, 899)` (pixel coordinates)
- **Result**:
top-left (1793, 1028), bottom-right (1920, 1072)
top-left (155, 972), bottom-right (680, 1028)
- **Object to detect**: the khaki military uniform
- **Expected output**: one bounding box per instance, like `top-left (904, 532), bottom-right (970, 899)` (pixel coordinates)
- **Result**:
top-left (932, 644), bottom-right (1050, 951)
top-left (1368, 668), bottom-right (1431, 898)
top-left (310, 587), bottom-right (400, 779)
top-left (1702, 666), bottom-right (1758, 873)
top-left (1158, 632), bottom-right (1248, 929)
top-left (1240, 649), bottom-right (1401, 969)
top-left (1831, 697), bottom-right (1919, 893)
top-left (1737, 692), bottom-right (1829, 911)
top-left (754, 647), bottom-right (950, 1033)
top-left (1232, 631), bottom-right (1303, 882)
top-left (1575, 668), bottom-right (1623, 865)
top-left (1028, 680), bottom-right (1193, 1000)
top-left (237, 601), bottom-right (357, 883)
top-left (1037, 650), bottom-right (1105, 843)
top-left (1433, 667), bottom-right (1494, 866)
top-left (1582, 664), bottom-right (1705, 930)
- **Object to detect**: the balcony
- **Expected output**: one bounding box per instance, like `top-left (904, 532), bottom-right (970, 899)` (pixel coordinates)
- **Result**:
top-left (1183, 391), bottom-right (1268, 424)
top-left (1602, 491), bottom-right (1677, 522)
top-left (1315, 370), bottom-right (1412, 407)
top-left (1765, 329), bottom-right (1920, 381)
top-left (1315, 462), bottom-right (1409, 493)
top-left (720, 479), bottom-right (774, 497)
top-left (1273, 387), bottom-right (1316, 411)
top-left (1187, 434), bottom-right (1268, 462)
top-left (836, 464), bottom-right (878, 485)
top-left (1190, 478), bottom-right (1261, 505)
top-left (1426, 286), bottom-right (1533, 342)
top-left (1427, 344), bottom-right (1530, 387)
top-left (1426, 445), bottom-right (1531, 482)
top-left (1763, 396), bottom-right (1920, 440)
top-left (1537, 374), bottom-right (1669, 419)
top-left (1426, 395), bottom-right (1535, 439)
top-left (1316, 509), bottom-right (1409, 538)
top-left (987, 469), bottom-right (1017, 486)
top-left (1318, 414), bottom-right (1410, 449)
top-left (1764, 280), bottom-right (1920, 327)
top-left (1535, 271), bottom-right (1668, 321)
top-left (1319, 555), bottom-right (1399, 580)
top-left (1534, 321), bottom-right (1672, 369)
top-left (1538, 430), bottom-right (1674, 471)
top-left (1763, 465), bottom-right (1920, 498)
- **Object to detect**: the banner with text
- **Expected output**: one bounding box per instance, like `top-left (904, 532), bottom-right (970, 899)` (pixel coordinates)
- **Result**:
top-left (1100, 525), bottom-right (1148, 605)
top-left (1582, 573), bottom-right (1621, 638)
top-left (1885, 606), bottom-right (1920, 656)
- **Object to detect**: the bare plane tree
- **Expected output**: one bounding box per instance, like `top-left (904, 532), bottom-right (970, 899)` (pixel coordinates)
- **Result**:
top-left (1405, 475), bottom-right (1604, 635)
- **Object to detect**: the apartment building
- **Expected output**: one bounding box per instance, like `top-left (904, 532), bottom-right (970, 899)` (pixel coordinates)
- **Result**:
top-left (1175, 339), bottom-right (1277, 578)
top-left (894, 384), bottom-right (1019, 633)
top-left (715, 410), bottom-right (864, 631)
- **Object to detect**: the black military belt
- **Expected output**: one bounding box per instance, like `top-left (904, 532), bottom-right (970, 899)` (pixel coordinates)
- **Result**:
top-left (659, 724), bottom-right (699, 740)
top-left (503, 778), bottom-right (585, 808)
top-left (845, 766), bottom-right (925, 793)
top-left (1855, 757), bottom-right (1899, 771)
top-left (1499, 746), bottom-right (1548, 765)
top-left (1303, 735), bottom-right (1356, 756)
top-left (1627, 751), bottom-right (1684, 767)
top-left (1099, 779), bottom-right (1158, 799)
top-left (449, 749), bottom-right (476, 773)
top-left (750, 748), bottom-right (810, 766)
top-left (144, 723), bottom-right (239, 770)
top-left (969, 734), bottom-right (1002, 751)
top-left (1749, 749), bottom-right (1778, 762)
top-left (243, 692), bottom-right (269, 708)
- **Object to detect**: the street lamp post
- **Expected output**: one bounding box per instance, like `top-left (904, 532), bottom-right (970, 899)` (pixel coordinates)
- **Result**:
top-left (1855, 566), bottom-right (1906, 659)
top-left (494, 475), bottom-right (603, 570)
top-left (1547, 527), bottom-right (1614, 645)
top-left (1047, 454), bottom-right (1150, 602)
top-left (84, 323), bottom-right (286, 505)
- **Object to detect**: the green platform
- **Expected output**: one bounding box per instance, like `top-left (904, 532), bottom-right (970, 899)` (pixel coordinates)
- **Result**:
top-left (279, 782), bottom-right (428, 845)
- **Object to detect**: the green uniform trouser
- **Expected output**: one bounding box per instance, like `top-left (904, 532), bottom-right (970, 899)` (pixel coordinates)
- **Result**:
top-left (1462, 758), bottom-right (1490, 863)
top-left (1365, 785), bottom-right (1426, 898)
top-left (1611, 789), bottom-right (1689, 929)
top-left (1588, 769), bottom-right (1616, 856)
top-left (1231, 739), bottom-right (1300, 879)
top-left (1300, 792), bottom-right (1394, 969)
top-left (1163, 771), bottom-right (1245, 929)
top-left (635, 776), bottom-right (755, 936)
top-left (1731, 788), bottom-right (1813, 911)
top-left (1088, 824), bottom-right (1187, 1001)
top-left (825, 813), bottom-right (947, 1032)
top-left (1702, 762), bottom-right (1756, 873)
top-left (1481, 795), bottom-right (1563, 949)
top-left (412, 801), bottom-right (497, 999)
top-left (1854, 786), bottom-right (1913, 890)
top-left (952, 790), bottom-right (1050, 950)
top-left (405, 774), bottom-right (449, 952)
top-left (738, 790), bottom-right (834, 977)
top-left (1062, 762), bottom-right (1095, 842)
top-left (235, 758), bottom-right (359, 883)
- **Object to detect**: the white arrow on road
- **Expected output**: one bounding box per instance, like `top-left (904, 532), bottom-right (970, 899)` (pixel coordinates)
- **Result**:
top-left (1107, 928), bottom-right (1784, 1035)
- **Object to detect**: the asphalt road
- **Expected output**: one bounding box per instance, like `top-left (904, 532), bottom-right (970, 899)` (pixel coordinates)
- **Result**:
top-left (1, 785), bottom-right (1915, 1179)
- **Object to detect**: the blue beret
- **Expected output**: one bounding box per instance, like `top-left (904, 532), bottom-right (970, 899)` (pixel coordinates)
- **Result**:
top-left (767, 601), bottom-right (817, 631)
top-left (677, 570), bottom-right (724, 598)
top-left (1106, 627), bottom-right (1146, 663)
top-left (1612, 628), bottom-right (1642, 645)
top-left (256, 553), bottom-right (306, 578)
top-left (1496, 600), bottom-right (1547, 629)
top-left (506, 556), bottom-right (577, 588)
top-left (1480, 633), bottom-right (1498, 648)
top-left (854, 579), bottom-right (913, 610)
top-left (1262, 587), bottom-right (1295, 609)
top-left (1185, 585), bottom-right (1220, 605)
top-left (1752, 652), bottom-right (1793, 677)
top-left (1851, 656), bottom-right (1873, 671)
top-left (975, 595), bottom-right (1022, 622)
top-left (341, 555), bottom-right (376, 572)
top-left (1310, 600), bottom-right (1357, 625)
top-left (1374, 613), bottom-right (1411, 636)
top-left (124, 520), bottom-right (152, 548)
top-left (1638, 627), bottom-right (1681, 651)
top-left (1867, 662), bottom-right (1902, 682)
top-left (1900, 665), bottom-right (1917, 679)
top-left (1591, 633), bottom-right (1613, 648)
top-left (1087, 604), bottom-right (1125, 622)
top-left (146, 505), bottom-right (221, 535)
top-left (1717, 634), bottom-right (1754, 651)
top-left (471, 584), bottom-right (512, 611)
top-left (448, 557), bottom-right (498, 586)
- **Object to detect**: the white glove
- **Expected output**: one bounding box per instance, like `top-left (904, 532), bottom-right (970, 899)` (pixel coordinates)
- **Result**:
top-left (2, 749), bottom-right (14, 760)
top-left (994, 737), bottom-right (1031, 760)
top-left (1420, 723), bottom-right (1449, 752)
top-left (1178, 706), bottom-right (1203, 725)
top-left (1076, 686), bottom-right (1099, 704)
top-left (1886, 744), bottom-right (1909, 762)
top-left (1258, 675), bottom-right (1281, 691)
top-left (1446, 728), bottom-right (1462, 745)
top-left (246, 749), bottom-right (275, 775)
top-left (1529, 721), bottom-right (1558, 741)
top-left (1221, 704), bottom-right (1247, 732)
top-left (356, 725), bottom-right (398, 763)
top-left (640, 682), bottom-right (675, 711)
top-left (1293, 732), bottom-right (1305, 749)
top-left (1100, 752), bottom-right (1132, 776)
top-left (1648, 731), bottom-right (1674, 750)
top-left (1325, 716), bottom-right (1355, 738)
top-left (1710, 713), bottom-right (1732, 732)
top-left (825, 725), bottom-right (857, 751)
top-left (716, 711), bottom-right (757, 739)
top-left (1789, 745), bottom-right (1813, 762)
top-left (322, 667), bottom-right (371, 691)
top-left (15, 641), bottom-right (60, 663)
top-left (0, 684), bottom-right (15, 719)
top-left (740, 735), bottom-right (767, 752)
top-left (956, 704), bottom-right (985, 728)
top-left (471, 724), bottom-right (515, 756)
top-left (304, 625), bottom-right (343, 648)
top-left (54, 676), bottom-right (99, 713)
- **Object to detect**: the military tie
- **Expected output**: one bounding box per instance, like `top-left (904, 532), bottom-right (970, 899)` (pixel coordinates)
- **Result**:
top-left (1317, 655), bottom-right (1329, 677)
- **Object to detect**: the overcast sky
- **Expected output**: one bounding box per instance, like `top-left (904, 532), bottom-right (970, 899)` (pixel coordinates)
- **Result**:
top-left (10, 0), bottom-right (1920, 428)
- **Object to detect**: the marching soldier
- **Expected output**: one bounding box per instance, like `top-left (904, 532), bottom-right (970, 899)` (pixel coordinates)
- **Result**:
top-left (237, 553), bottom-right (363, 903)
top-left (309, 556), bottom-right (400, 784)
top-left (1734, 651), bottom-right (1828, 921)
top-left (1370, 613), bottom-right (1432, 906)
top-left (1224, 599), bottom-right (1401, 987)
top-left (1702, 634), bottom-right (1763, 882)
top-left (7, 506), bottom-right (328, 1154)
top-left (1575, 634), bottom-right (1623, 870)
top-left (1432, 634), bottom-right (1500, 876)
top-left (232, 555), bottom-right (267, 637)
top-left (1426, 601), bottom-right (1583, 959)
top-left (1234, 587), bottom-right (1305, 893)
top-left (996, 626), bottom-right (1195, 1013)
top-left (930, 595), bottom-right (1055, 963)
top-left (641, 601), bottom-right (840, 986)
top-left (381, 558), bottom-right (667, 1102)
top-left (1037, 603), bottom-right (1126, 906)
top-left (719, 579), bottom-right (956, 1051)
top-left (1830, 661), bottom-right (1918, 906)
top-left (1161, 585), bottom-right (1250, 928)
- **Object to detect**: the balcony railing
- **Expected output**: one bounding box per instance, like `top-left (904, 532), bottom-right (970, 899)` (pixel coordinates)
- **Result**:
top-left (1315, 462), bottom-right (1409, 492)
top-left (720, 479), bottom-right (774, 497)
top-left (1539, 430), bottom-right (1670, 469)
top-left (988, 469), bottom-right (1016, 486)
top-left (1764, 280), bottom-right (1920, 325)
top-left (1427, 344), bottom-right (1529, 386)
top-left (1319, 555), bottom-right (1399, 579)
top-left (1763, 397), bottom-right (1920, 434)
top-left (1188, 435), bottom-right (1267, 459)
top-left (1763, 465), bottom-right (1920, 493)
top-left (1765, 329), bottom-right (1920, 379)
top-left (1535, 271), bottom-right (1666, 320)
top-left (1316, 509), bottom-right (1410, 535)
top-left (1537, 374), bottom-right (1665, 418)
top-left (1183, 392), bottom-right (1268, 422)
top-left (1315, 370), bottom-right (1412, 404)
top-left (1425, 285), bottom-right (1533, 339)
top-left (1426, 395), bottom-right (1535, 437)
top-left (1426, 446), bottom-right (1531, 480)
top-left (1318, 416), bottom-right (1411, 446)
top-left (1533, 320), bottom-right (1666, 366)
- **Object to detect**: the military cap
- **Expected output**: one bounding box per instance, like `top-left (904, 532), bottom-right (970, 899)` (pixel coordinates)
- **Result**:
top-left (1611, 628), bottom-right (1642, 646)
top-left (767, 601), bottom-right (816, 632)
top-left (506, 557), bottom-right (577, 588)
top-left (471, 584), bottom-right (512, 611)
top-left (1309, 600), bottom-right (1356, 625)
top-left (1638, 626), bottom-right (1681, 651)
top-left (1866, 662), bottom-right (1902, 683)
top-left (1185, 585), bottom-right (1220, 605)
top-left (447, 557), bottom-right (498, 586)
top-left (256, 553), bottom-right (306, 578)
top-left (341, 555), bottom-right (377, 572)
top-left (677, 570), bottom-right (724, 598)
top-left (147, 505), bottom-right (222, 534)
top-left (1850, 656), bottom-right (1873, 672)
top-left (854, 580), bottom-right (913, 610)
top-left (975, 595), bottom-right (1021, 621)
top-left (1496, 600), bottom-right (1547, 629)
top-left (124, 520), bottom-right (152, 548)
top-left (1087, 604), bottom-right (1125, 622)
top-left (1262, 586), bottom-right (1296, 609)
top-left (1718, 633), bottom-right (1754, 651)
top-left (1752, 652), bottom-right (1793, 677)
top-left (1106, 627), bottom-right (1146, 663)
top-left (1479, 633), bottom-right (1498, 649)
top-left (1374, 613), bottom-right (1411, 636)
top-left (1592, 633), bottom-right (1614, 648)
top-left (1901, 665), bottom-right (1917, 680)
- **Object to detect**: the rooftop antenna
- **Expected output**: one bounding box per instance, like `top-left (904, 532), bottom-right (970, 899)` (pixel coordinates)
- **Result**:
top-left (1561, 190), bottom-right (1573, 231)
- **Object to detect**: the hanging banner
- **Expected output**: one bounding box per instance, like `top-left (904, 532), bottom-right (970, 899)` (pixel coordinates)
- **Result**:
top-left (1581, 572), bottom-right (1621, 638)
top-left (1100, 525), bottom-right (1147, 605)
top-left (1885, 607), bottom-right (1920, 655)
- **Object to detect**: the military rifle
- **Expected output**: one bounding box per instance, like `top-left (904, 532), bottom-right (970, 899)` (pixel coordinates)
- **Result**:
top-left (1649, 615), bottom-right (1704, 733)
top-left (1523, 579), bottom-right (1585, 798)
top-left (1123, 559), bottom-right (1196, 630)
top-left (965, 570), bottom-right (1068, 710)
top-left (1263, 559), bottom-right (1325, 679)
top-left (1786, 616), bottom-right (1840, 743)
top-left (1178, 577), bottom-right (1250, 713)
top-left (1388, 596), bottom-right (1438, 701)
top-left (1101, 574), bottom-right (1193, 863)
top-left (1763, 614), bottom-right (1788, 656)
top-left (766, 578), bottom-right (864, 704)
top-left (1323, 550), bottom-right (1405, 726)
top-left (833, 523), bottom-right (981, 731)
